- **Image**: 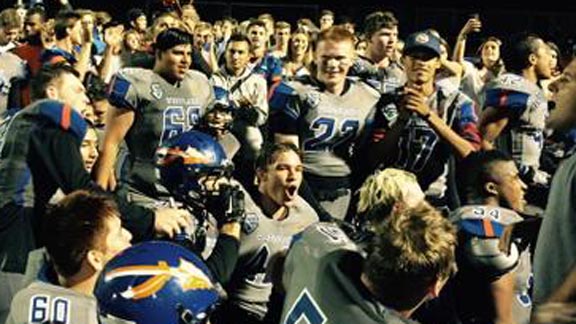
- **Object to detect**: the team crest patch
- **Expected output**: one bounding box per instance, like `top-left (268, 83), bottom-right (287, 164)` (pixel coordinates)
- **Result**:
top-left (305, 91), bottom-right (321, 107)
top-left (415, 33), bottom-right (430, 44)
top-left (242, 213), bottom-right (259, 234)
top-left (150, 83), bottom-right (164, 100)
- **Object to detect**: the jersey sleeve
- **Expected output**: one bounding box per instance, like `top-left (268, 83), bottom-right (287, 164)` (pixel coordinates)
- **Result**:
top-left (484, 87), bottom-right (531, 116)
top-left (268, 81), bottom-right (301, 135)
top-left (455, 95), bottom-right (482, 149)
top-left (108, 69), bottom-right (141, 111)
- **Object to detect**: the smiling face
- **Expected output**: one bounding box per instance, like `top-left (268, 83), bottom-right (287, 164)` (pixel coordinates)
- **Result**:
top-left (257, 150), bottom-right (303, 208)
top-left (315, 39), bottom-right (355, 90)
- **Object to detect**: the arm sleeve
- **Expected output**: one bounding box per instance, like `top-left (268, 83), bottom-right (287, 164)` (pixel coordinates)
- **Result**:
top-left (484, 88), bottom-right (530, 116)
top-left (205, 234), bottom-right (240, 284)
top-left (108, 71), bottom-right (140, 111)
top-left (456, 97), bottom-right (482, 150)
top-left (268, 81), bottom-right (301, 135)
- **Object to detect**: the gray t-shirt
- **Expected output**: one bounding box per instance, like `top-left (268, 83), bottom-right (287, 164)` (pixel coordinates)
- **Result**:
top-left (533, 153), bottom-right (576, 303)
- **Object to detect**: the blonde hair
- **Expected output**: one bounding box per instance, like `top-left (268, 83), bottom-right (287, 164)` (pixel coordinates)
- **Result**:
top-left (364, 201), bottom-right (457, 309)
top-left (357, 168), bottom-right (419, 215)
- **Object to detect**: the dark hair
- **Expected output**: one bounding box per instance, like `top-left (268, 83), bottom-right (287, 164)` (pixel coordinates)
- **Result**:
top-left (247, 19), bottom-right (267, 32)
top-left (44, 190), bottom-right (119, 278)
top-left (226, 32), bottom-right (251, 48)
top-left (26, 6), bottom-right (46, 21)
top-left (54, 10), bottom-right (81, 40)
top-left (363, 11), bottom-right (398, 38)
top-left (457, 150), bottom-right (514, 203)
top-left (501, 32), bottom-right (543, 73)
top-left (86, 74), bottom-right (108, 103)
top-left (31, 63), bottom-right (79, 101)
top-left (127, 8), bottom-right (145, 25)
top-left (154, 28), bottom-right (193, 52)
top-left (255, 142), bottom-right (302, 171)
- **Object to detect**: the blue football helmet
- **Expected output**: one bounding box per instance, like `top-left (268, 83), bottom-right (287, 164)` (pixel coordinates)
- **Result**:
top-left (95, 241), bottom-right (220, 324)
top-left (156, 130), bottom-right (231, 200)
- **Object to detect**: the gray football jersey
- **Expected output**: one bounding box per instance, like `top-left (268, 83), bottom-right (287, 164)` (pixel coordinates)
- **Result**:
top-left (280, 79), bottom-right (380, 177)
top-left (281, 222), bottom-right (416, 324)
top-left (484, 73), bottom-right (548, 169)
top-left (108, 68), bottom-right (214, 196)
top-left (227, 193), bottom-right (319, 318)
top-left (5, 281), bottom-right (99, 324)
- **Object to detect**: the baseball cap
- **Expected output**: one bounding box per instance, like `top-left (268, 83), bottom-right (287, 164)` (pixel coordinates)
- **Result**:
top-left (403, 30), bottom-right (442, 57)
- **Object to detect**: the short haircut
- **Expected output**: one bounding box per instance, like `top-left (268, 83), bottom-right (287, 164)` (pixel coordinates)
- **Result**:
top-left (317, 25), bottom-right (355, 46)
top-left (86, 74), bottom-right (108, 103)
top-left (44, 190), bottom-right (119, 278)
top-left (255, 142), bottom-right (302, 171)
top-left (363, 11), bottom-right (398, 38)
top-left (31, 63), bottom-right (79, 101)
top-left (95, 11), bottom-right (112, 26)
top-left (226, 32), bottom-right (251, 48)
top-left (26, 6), bottom-right (46, 21)
top-left (364, 202), bottom-right (457, 310)
top-left (194, 21), bottom-right (212, 33)
top-left (501, 32), bottom-right (543, 74)
top-left (0, 8), bottom-right (21, 29)
top-left (320, 10), bottom-right (334, 18)
top-left (127, 8), bottom-right (145, 24)
top-left (247, 19), bottom-right (266, 32)
top-left (357, 168), bottom-right (419, 223)
top-left (275, 21), bottom-right (291, 30)
top-left (154, 28), bottom-right (193, 52)
top-left (54, 10), bottom-right (81, 40)
top-left (457, 150), bottom-right (514, 203)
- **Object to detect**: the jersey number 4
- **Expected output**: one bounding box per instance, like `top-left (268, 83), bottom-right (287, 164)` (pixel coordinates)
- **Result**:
top-left (284, 289), bottom-right (327, 324)
top-left (29, 295), bottom-right (70, 324)
top-left (160, 105), bottom-right (201, 144)
top-left (303, 117), bottom-right (359, 151)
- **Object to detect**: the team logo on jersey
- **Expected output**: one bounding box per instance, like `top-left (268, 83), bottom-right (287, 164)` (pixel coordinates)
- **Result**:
top-left (243, 212), bottom-right (259, 234)
top-left (150, 83), bottom-right (164, 100)
top-left (304, 91), bottom-right (321, 108)
top-left (104, 258), bottom-right (213, 300)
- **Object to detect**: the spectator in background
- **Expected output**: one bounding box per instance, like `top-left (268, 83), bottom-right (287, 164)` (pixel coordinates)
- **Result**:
top-left (41, 11), bottom-right (92, 81)
top-left (192, 21), bottom-right (218, 76)
top-left (270, 21), bottom-right (291, 59)
top-left (350, 11), bottom-right (405, 94)
top-left (181, 4), bottom-right (200, 34)
top-left (126, 8), bottom-right (147, 38)
top-left (247, 19), bottom-right (282, 88)
top-left (319, 9), bottom-right (334, 31)
top-left (281, 28), bottom-right (313, 79)
top-left (453, 15), bottom-right (504, 109)
top-left (257, 13), bottom-right (274, 43)
top-left (0, 9), bottom-right (22, 54)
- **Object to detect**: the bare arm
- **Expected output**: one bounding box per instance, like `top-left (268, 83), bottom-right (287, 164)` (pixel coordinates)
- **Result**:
top-left (480, 106), bottom-right (510, 150)
top-left (453, 17), bottom-right (482, 64)
top-left (404, 86), bottom-right (477, 158)
top-left (94, 106), bottom-right (135, 190)
top-left (98, 26), bottom-right (123, 83)
top-left (491, 271), bottom-right (516, 324)
top-left (75, 24), bottom-right (93, 81)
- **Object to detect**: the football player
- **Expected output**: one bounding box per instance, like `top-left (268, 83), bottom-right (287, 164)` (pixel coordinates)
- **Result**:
top-left (96, 28), bottom-right (214, 204)
top-left (269, 26), bottom-right (381, 220)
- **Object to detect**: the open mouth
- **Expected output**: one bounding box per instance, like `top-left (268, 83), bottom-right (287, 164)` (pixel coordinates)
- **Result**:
top-left (285, 185), bottom-right (298, 199)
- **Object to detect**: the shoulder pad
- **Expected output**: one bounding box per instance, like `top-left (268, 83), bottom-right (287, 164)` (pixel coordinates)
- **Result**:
top-left (269, 81), bottom-right (298, 110)
top-left (36, 99), bottom-right (87, 140)
top-left (108, 68), bottom-right (150, 110)
top-left (461, 237), bottom-right (520, 279)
